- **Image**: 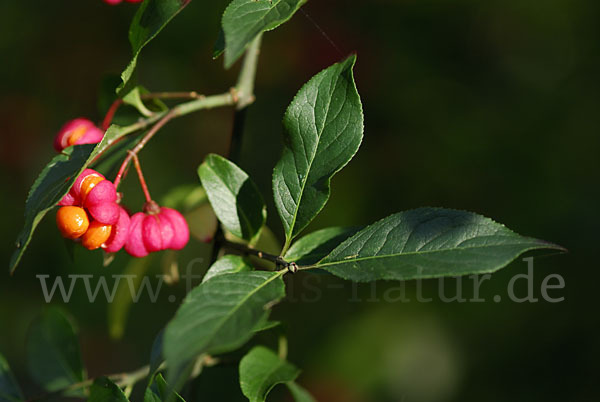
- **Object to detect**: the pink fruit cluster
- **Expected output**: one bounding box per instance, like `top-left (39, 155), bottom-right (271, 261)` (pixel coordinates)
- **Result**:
top-left (58, 169), bottom-right (130, 252)
top-left (54, 118), bottom-right (104, 152)
top-left (103, 0), bottom-right (143, 5)
top-left (57, 169), bottom-right (189, 256)
top-left (126, 206), bottom-right (189, 257)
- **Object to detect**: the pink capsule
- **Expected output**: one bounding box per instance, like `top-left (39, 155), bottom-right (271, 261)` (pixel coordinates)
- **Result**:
top-left (103, 0), bottom-right (122, 5)
top-left (103, 207), bottom-right (130, 253)
top-left (53, 118), bottom-right (103, 152)
top-left (125, 213), bottom-right (149, 258)
top-left (58, 191), bottom-right (77, 206)
top-left (142, 214), bottom-right (175, 252)
top-left (88, 201), bottom-right (120, 225)
top-left (160, 208), bottom-right (189, 250)
top-left (84, 179), bottom-right (117, 207)
top-left (70, 169), bottom-right (105, 202)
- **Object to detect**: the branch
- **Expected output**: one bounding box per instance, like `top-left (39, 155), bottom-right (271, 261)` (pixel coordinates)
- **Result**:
top-left (219, 238), bottom-right (298, 273)
top-left (236, 34), bottom-right (262, 111)
top-left (26, 364), bottom-right (151, 402)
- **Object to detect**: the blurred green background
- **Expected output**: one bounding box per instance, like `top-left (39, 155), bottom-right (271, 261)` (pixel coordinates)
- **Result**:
top-left (0, 0), bottom-right (597, 401)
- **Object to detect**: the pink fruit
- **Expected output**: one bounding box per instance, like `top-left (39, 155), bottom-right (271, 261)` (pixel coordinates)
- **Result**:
top-left (88, 201), bottom-right (120, 225)
top-left (125, 212), bottom-right (149, 257)
top-left (103, 207), bottom-right (131, 253)
top-left (142, 214), bottom-right (175, 252)
top-left (103, 0), bottom-right (123, 5)
top-left (58, 191), bottom-right (77, 206)
top-left (84, 179), bottom-right (117, 207)
top-left (160, 207), bottom-right (189, 250)
top-left (70, 169), bottom-right (105, 202)
top-left (53, 118), bottom-right (104, 152)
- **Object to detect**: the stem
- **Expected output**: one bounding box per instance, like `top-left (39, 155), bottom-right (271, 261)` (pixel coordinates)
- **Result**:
top-left (113, 110), bottom-right (176, 190)
top-left (220, 238), bottom-right (298, 273)
top-left (227, 35), bottom-right (262, 161)
top-left (101, 91), bottom-right (204, 131)
top-left (27, 364), bottom-right (151, 402)
top-left (102, 99), bottom-right (123, 131)
top-left (236, 34), bottom-right (262, 111)
top-left (131, 152), bottom-right (152, 203)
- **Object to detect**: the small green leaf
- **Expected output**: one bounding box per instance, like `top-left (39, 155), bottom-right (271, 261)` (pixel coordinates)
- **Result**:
top-left (285, 227), bottom-right (362, 266)
top-left (273, 55), bottom-right (364, 249)
top-left (239, 346), bottom-right (300, 402)
top-left (317, 208), bottom-right (565, 282)
top-left (89, 377), bottom-right (129, 402)
top-left (119, 0), bottom-right (191, 94)
top-left (10, 124), bottom-right (135, 273)
top-left (144, 374), bottom-right (185, 402)
top-left (164, 271), bottom-right (285, 383)
top-left (221, 0), bottom-right (306, 68)
top-left (198, 154), bottom-right (266, 242)
top-left (212, 28), bottom-right (225, 59)
top-left (252, 319), bottom-right (281, 334)
top-left (122, 86), bottom-right (167, 117)
top-left (26, 307), bottom-right (85, 392)
top-left (202, 255), bottom-right (253, 283)
top-left (0, 353), bottom-right (23, 402)
top-left (286, 382), bottom-right (316, 402)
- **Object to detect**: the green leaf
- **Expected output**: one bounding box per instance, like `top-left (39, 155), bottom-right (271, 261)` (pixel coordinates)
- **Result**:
top-left (164, 271), bottom-right (285, 383)
top-left (285, 227), bottom-right (362, 266)
top-left (26, 307), bottom-right (85, 392)
top-left (252, 318), bottom-right (281, 334)
top-left (212, 28), bottom-right (225, 59)
top-left (286, 382), bottom-right (316, 402)
top-left (0, 353), bottom-right (23, 402)
top-left (148, 330), bottom-right (164, 381)
top-left (316, 208), bottom-right (565, 282)
top-left (108, 254), bottom-right (156, 340)
top-left (122, 86), bottom-right (168, 117)
top-left (198, 154), bottom-right (266, 242)
top-left (10, 123), bottom-right (135, 273)
top-left (221, 0), bottom-right (306, 68)
top-left (202, 255), bottom-right (253, 283)
top-left (89, 377), bottom-right (129, 402)
top-left (119, 0), bottom-right (191, 94)
top-left (144, 374), bottom-right (185, 402)
top-left (9, 145), bottom-right (93, 273)
top-left (239, 346), bottom-right (300, 402)
top-left (273, 55), bottom-right (364, 249)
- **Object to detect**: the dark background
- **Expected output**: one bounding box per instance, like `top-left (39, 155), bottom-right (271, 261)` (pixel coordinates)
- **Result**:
top-left (0, 0), bottom-right (598, 401)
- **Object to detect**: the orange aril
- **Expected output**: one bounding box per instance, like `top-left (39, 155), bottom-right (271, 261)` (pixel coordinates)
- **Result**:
top-left (80, 175), bottom-right (104, 204)
top-left (66, 125), bottom-right (88, 146)
top-left (82, 221), bottom-right (112, 250)
top-left (56, 206), bottom-right (89, 239)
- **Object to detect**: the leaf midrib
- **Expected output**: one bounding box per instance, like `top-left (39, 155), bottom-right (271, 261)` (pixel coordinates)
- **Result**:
top-left (317, 237), bottom-right (546, 267)
top-left (284, 66), bottom-right (342, 240)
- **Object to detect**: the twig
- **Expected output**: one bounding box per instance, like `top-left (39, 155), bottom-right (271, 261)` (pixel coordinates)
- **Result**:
top-left (26, 364), bottom-right (151, 401)
top-left (220, 238), bottom-right (298, 273)
top-left (113, 110), bottom-right (176, 190)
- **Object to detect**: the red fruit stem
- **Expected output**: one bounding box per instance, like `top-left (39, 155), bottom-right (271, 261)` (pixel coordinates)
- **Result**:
top-left (130, 152), bottom-right (153, 203)
top-left (101, 98), bottom-right (123, 131)
top-left (113, 110), bottom-right (176, 190)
